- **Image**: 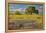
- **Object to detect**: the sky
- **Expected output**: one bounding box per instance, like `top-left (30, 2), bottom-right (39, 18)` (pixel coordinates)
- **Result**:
top-left (9, 4), bottom-right (43, 11)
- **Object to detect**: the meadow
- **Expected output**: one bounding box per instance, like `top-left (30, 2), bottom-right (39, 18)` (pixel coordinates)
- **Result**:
top-left (8, 13), bottom-right (43, 29)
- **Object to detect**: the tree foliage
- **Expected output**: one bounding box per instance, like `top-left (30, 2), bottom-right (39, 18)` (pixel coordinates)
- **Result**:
top-left (25, 6), bottom-right (39, 14)
top-left (25, 6), bottom-right (33, 14)
top-left (15, 11), bottom-right (22, 15)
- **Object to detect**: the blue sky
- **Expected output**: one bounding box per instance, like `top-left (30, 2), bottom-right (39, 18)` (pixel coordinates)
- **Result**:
top-left (9, 4), bottom-right (43, 11)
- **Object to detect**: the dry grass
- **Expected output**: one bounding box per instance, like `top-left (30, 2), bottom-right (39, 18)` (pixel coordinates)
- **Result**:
top-left (8, 14), bottom-right (43, 29)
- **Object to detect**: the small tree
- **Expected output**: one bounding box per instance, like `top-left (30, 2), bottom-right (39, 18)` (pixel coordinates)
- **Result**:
top-left (32, 7), bottom-right (35, 13)
top-left (35, 10), bottom-right (39, 14)
top-left (15, 11), bottom-right (22, 15)
top-left (25, 6), bottom-right (33, 15)
top-left (32, 7), bottom-right (39, 14)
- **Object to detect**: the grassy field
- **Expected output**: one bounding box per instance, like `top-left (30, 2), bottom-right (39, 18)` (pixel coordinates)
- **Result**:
top-left (8, 14), bottom-right (43, 29)
top-left (9, 13), bottom-right (42, 21)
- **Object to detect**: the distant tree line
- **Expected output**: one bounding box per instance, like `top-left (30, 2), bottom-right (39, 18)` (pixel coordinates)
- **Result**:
top-left (15, 6), bottom-right (39, 15)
